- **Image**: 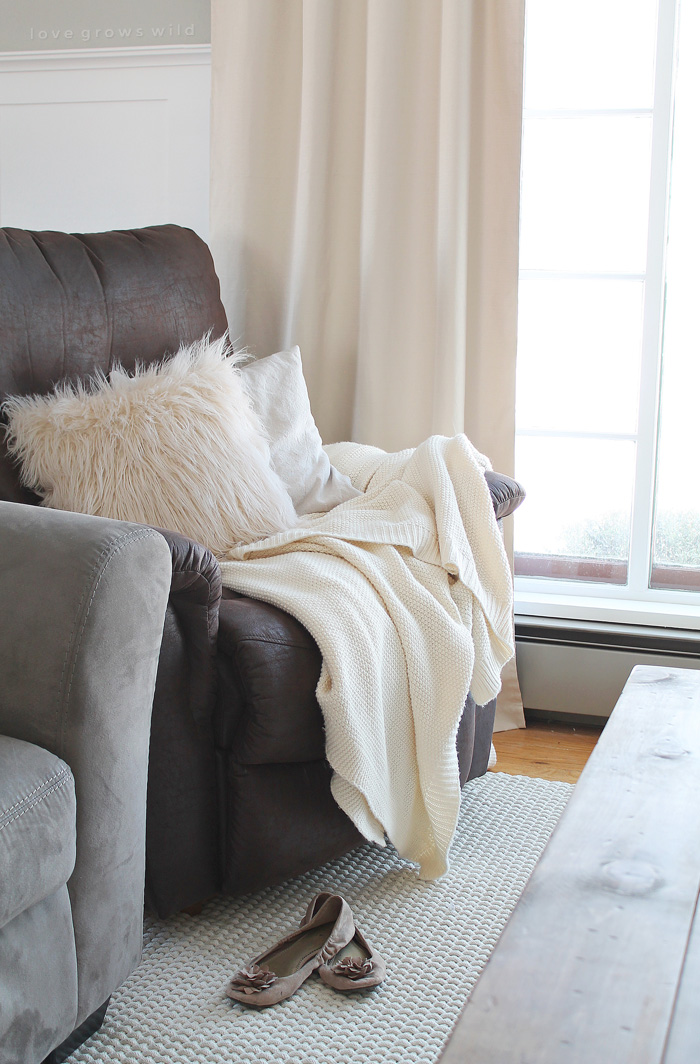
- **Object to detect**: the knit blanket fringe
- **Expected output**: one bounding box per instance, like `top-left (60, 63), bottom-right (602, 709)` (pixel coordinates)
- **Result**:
top-left (219, 435), bottom-right (514, 879)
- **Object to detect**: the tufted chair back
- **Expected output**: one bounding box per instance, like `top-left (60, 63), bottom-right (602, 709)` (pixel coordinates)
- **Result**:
top-left (0, 224), bottom-right (228, 504)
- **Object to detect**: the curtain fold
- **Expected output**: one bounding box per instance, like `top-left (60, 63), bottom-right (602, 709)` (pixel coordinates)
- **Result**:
top-left (210, 0), bottom-right (525, 730)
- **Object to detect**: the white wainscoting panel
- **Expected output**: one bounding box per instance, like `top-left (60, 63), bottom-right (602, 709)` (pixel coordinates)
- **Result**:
top-left (0, 46), bottom-right (210, 237)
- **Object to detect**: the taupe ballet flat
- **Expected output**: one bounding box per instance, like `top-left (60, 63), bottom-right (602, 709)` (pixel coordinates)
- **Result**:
top-left (301, 892), bottom-right (386, 991)
top-left (226, 893), bottom-right (355, 1008)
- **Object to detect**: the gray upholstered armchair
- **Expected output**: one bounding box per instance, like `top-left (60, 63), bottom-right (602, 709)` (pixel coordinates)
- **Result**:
top-left (0, 503), bottom-right (171, 1064)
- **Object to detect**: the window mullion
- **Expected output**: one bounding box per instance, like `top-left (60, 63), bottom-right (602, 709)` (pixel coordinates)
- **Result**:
top-left (627, 0), bottom-right (678, 597)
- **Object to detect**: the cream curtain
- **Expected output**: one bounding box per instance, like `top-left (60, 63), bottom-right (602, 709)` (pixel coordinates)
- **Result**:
top-left (210, 0), bottom-right (525, 730)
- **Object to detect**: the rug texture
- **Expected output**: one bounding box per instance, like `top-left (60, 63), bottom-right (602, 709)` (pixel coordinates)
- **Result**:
top-left (70, 773), bottom-right (572, 1064)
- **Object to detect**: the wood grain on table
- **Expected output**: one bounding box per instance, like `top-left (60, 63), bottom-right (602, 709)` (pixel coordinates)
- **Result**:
top-left (443, 666), bottom-right (700, 1064)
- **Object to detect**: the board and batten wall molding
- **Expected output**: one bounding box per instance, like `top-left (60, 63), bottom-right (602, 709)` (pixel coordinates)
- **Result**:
top-left (0, 43), bottom-right (212, 71)
top-left (0, 44), bottom-right (211, 239)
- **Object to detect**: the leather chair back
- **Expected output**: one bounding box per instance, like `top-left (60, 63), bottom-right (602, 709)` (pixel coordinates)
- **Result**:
top-left (0, 225), bottom-right (228, 503)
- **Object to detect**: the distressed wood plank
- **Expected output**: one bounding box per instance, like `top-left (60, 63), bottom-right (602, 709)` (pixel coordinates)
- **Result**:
top-left (440, 666), bottom-right (700, 1064)
top-left (663, 895), bottom-right (700, 1064)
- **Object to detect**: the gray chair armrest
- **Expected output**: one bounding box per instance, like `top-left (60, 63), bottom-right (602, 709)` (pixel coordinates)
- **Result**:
top-left (0, 502), bottom-right (171, 1028)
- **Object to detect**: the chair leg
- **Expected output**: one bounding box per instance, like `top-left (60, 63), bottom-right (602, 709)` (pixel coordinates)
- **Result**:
top-left (41, 998), bottom-right (110, 1064)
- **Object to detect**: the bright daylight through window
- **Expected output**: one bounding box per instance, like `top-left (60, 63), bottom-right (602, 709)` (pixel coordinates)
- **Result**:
top-left (514, 0), bottom-right (699, 624)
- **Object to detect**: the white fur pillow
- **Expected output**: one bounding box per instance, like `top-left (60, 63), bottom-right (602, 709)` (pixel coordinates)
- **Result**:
top-left (3, 334), bottom-right (298, 556)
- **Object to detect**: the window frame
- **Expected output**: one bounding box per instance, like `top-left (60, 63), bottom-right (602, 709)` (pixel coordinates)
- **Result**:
top-left (513, 0), bottom-right (699, 627)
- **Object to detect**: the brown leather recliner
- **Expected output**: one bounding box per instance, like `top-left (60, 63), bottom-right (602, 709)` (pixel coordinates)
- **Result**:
top-left (0, 224), bottom-right (525, 919)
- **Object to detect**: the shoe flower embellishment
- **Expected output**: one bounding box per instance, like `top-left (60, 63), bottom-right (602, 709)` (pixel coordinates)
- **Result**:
top-left (228, 963), bottom-right (277, 996)
top-left (333, 956), bottom-right (374, 980)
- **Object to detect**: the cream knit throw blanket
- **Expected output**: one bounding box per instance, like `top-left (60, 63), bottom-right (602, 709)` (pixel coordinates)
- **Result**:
top-left (219, 435), bottom-right (514, 879)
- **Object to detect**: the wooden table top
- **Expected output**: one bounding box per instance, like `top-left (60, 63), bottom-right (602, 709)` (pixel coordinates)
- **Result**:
top-left (439, 665), bottom-right (700, 1064)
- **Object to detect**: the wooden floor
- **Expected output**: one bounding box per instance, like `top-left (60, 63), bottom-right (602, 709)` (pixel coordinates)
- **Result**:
top-left (490, 718), bottom-right (603, 785)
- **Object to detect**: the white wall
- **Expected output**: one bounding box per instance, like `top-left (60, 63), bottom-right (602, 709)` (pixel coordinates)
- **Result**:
top-left (0, 45), bottom-right (210, 238)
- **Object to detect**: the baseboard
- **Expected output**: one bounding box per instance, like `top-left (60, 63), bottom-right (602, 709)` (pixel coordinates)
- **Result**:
top-left (525, 709), bottom-right (608, 729)
top-left (515, 617), bottom-right (700, 720)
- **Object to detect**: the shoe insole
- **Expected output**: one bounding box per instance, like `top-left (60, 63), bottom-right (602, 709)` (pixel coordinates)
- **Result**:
top-left (263, 923), bottom-right (334, 977)
top-left (330, 937), bottom-right (369, 965)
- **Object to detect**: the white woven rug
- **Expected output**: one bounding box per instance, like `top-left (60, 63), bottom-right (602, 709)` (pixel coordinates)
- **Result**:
top-left (71, 773), bottom-right (572, 1064)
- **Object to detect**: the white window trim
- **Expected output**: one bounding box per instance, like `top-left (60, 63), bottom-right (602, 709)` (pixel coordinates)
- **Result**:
top-left (515, 588), bottom-right (700, 632)
top-left (513, 0), bottom-right (700, 629)
top-left (627, 0), bottom-right (677, 598)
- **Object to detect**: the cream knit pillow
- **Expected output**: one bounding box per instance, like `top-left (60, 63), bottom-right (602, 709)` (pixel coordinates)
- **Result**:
top-left (3, 334), bottom-right (297, 556)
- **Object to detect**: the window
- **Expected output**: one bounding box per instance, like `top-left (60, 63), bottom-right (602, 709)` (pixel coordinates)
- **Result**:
top-left (514, 0), bottom-right (700, 625)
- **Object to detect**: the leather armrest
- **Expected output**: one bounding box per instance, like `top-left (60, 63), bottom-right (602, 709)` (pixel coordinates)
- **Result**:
top-left (216, 594), bottom-right (324, 762)
top-left (485, 470), bottom-right (525, 520)
top-left (150, 526), bottom-right (222, 728)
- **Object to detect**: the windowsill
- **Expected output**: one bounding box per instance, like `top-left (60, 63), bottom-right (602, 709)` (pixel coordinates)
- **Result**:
top-left (515, 589), bottom-right (700, 633)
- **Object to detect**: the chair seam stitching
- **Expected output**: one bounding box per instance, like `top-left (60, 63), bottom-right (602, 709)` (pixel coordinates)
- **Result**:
top-left (0, 772), bottom-right (73, 830)
top-left (0, 767), bottom-right (68, 820)
top-left (172, 568), bottom-right (218, 601)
